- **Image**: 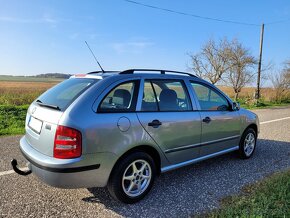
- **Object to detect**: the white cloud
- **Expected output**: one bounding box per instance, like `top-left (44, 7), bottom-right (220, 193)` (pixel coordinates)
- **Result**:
top-left (69, 33), bottom-right (79, 40)
top-left (111, 41), bottom-right (154, 54)
top-left (42, 14), bottom-right (58, 24)
top-left (0, 13), bottom-right (68, 26)
top-left (0, 16), bottom-right (40, 23)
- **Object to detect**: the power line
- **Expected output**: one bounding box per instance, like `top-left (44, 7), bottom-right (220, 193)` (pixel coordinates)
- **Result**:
top-left (124, 0), bottom-right (290, 27)
top-left (124, 0), bottom-right (260, 26)
top-left (265, 18), bottom-right (290, 25)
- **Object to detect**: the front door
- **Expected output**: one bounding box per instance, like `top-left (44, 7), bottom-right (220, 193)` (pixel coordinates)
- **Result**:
top-left (137, 79), bottom-right (201, 164)
top-left (190, 82), bottom-right (241, 156)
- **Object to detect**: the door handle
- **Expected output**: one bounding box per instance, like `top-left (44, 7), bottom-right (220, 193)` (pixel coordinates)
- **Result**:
top-left (202, 117), bottom-right (211, 123)
top-left (148, 119), bottom-right (162, 128)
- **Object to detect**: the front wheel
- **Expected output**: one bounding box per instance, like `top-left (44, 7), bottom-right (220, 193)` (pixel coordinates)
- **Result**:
top-left (238, 128), bottom-right (257, 159)
top-left (107, 152), bottom-right (156, 203)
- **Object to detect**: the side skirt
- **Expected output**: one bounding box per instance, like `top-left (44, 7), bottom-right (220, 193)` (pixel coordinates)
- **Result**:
top-left (161, 146), bottom-right (239, 173)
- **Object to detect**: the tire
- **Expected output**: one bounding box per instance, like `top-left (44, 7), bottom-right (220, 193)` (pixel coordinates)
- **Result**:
top-left (107, 151), bottom-right (156, 204)
top-left (238, 128), bottom-right (257, 159)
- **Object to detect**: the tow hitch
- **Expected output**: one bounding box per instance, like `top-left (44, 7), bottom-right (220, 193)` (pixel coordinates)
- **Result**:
top-left (11, 159), bottom-right (32, 176)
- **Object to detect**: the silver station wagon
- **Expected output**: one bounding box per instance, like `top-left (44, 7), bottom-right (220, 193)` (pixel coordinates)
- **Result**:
top-left (12, 69), bottom-right (259, 203)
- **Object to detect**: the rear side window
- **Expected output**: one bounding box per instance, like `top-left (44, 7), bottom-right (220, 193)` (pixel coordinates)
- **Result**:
top-left (191, 82), bottom-right (229, 111)
top-left (98, 80), bottom-right (139, 112)
top-left (37, 78), bottom-right (97, 111)
top-left (142, 80), bottom-right (192, 111)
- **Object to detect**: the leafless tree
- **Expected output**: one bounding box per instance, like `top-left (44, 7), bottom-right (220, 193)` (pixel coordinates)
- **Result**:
top-left (224, 39), bottom-right (256, 101)
top-left (188, 38), bottom-right (231, 84)
top-left (259, 61), bottom-right (274, 87)
top-left (270, 61), bottom-right (290, 103)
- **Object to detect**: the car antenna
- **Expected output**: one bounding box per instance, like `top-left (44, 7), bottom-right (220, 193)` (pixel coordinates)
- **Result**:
top-left (85, 41), bottom-right (105, 73)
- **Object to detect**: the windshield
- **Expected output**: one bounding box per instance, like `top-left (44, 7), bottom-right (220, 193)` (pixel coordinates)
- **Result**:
top-left (37, 78), bottom-right (98, 111)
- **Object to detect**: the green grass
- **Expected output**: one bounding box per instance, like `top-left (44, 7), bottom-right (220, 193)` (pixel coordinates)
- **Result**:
top-left (240, 101), bottom-right (290, 109)
top-left (0, 105), bottom-right (28, 136)
top-left (236, 97), bottom-right (290, 109)
top-left (204, 170), bottom-right (290, 217)
top-left (0, 75), bottom-right (63, 82)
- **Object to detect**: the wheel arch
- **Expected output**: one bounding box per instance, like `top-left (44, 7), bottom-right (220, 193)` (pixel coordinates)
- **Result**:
top-left (244, 123), bottom-right (258, 136)
top-left (110, 145), bottom-right (162, 177)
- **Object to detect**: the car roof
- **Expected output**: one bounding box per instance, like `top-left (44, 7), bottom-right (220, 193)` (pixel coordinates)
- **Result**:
top-left (70, 69), bottom-right (199, 80)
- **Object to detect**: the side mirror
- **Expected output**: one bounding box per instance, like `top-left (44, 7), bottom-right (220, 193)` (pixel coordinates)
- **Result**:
top-left (232, 102), bottom-right (240, 111)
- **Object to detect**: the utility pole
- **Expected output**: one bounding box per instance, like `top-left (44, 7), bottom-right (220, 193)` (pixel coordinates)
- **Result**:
top-left (255, 23), bottom-right (265, 103)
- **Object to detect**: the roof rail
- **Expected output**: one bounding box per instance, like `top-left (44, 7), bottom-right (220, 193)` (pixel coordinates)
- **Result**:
top-left (87, 71), bottom-right (119, 75)
top-left (119, 69), bottom-right (197, 77)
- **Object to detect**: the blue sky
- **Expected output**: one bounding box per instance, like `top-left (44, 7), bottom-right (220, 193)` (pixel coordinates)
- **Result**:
top-left (0, 0), bottom-right (289, 75)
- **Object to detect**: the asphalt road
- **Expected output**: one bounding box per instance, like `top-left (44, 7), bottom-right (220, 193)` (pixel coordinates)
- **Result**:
top-left (1, 106), bottom-right (290, 217)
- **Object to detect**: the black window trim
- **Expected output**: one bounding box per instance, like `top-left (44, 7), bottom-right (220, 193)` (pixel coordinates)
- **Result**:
top-left (140, 78), bottom-right (194, 112)
top-left (97, 79), bottom-right (140, 113)
top-left (190, 80), bottom-right (232, 112)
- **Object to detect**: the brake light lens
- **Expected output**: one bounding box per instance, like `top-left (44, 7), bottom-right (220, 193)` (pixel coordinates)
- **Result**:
top-left (54, 125), bottom-right (82, 159)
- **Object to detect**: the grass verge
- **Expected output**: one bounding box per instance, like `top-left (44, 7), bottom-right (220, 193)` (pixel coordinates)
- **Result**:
top-left (204, 170), bottom-right (290, 217)
top-left (240, 102), bottom-right (290, 110)
top-left (0, 105), bottom-right (28, 136)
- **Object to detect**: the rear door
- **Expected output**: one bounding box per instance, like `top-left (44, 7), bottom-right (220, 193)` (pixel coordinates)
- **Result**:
top-left (136, 79), bottom-right (201, 164)
top-left (190, 81), bottom-right (241, 156)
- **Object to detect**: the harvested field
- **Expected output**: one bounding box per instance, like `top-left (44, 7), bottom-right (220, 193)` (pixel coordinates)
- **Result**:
top-left (0, 81), bottom-right (59, 105)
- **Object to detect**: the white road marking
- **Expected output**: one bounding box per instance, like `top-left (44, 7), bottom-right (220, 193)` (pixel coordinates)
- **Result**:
top-left (0, 167), bottom-right (29, 177)
top-left (260, 116), bottom-right (290, 125)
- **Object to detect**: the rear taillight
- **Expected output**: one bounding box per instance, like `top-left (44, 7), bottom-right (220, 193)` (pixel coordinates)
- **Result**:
top-left (54, 125), bottom-right (82, 159)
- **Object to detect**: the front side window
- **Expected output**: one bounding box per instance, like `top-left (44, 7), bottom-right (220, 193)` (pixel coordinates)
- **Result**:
top-left (191, 82), bottom-right (229, 111)
top-left (141, 80), bottom-right (192, 111)
top-left (98, 80), bottom-right (139, 112)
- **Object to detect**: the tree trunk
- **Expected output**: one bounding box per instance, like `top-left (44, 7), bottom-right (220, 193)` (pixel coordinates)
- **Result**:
top-left (234, 92), bottom-right (239, 101)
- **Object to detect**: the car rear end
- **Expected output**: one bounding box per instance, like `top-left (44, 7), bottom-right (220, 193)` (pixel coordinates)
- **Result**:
top-left (16, 76), bottom-right (115, 188)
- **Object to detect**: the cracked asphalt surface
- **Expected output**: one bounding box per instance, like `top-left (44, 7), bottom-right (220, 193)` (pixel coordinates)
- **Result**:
top-left (0, 106), bottom-right (290, 217)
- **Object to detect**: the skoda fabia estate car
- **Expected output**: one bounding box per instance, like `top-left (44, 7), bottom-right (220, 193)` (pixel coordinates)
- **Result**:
top-left (12, 69), bottom-right (259, 203)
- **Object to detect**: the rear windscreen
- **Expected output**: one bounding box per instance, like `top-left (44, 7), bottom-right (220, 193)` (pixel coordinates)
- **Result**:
top-left (37, 78), bottom-right (98, 111)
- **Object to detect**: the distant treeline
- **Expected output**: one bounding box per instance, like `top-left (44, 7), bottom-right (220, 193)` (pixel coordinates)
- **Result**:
top-left (35, 73), bottom-right (71, 78)
top-left (0, 73), bottom-right (71, 79)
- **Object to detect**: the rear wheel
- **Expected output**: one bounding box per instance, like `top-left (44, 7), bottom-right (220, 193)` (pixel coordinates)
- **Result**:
top-left (107, 152), bottom-right (156, 203)
top-left (238, 128), bottom-right (257, 159)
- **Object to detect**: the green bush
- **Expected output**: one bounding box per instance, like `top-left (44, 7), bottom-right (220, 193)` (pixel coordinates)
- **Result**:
top-left (0, 105), bottom-right (28, 136)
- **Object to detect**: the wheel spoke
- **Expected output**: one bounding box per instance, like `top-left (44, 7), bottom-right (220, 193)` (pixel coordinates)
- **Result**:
top-left (127, 181), bottom-right (135, 192)
top-left (137, 182), bottom-right (141, 193)
top-left (132, 162), bottom-right (138, 174)
top-left (250, 143), bottom-right (254, 149)
top-left (124, 174), bottom-right (135, 181)
top-left (140, 162), bottom-right (147, 173)
top-left (142, 175), bottom-right (150, 180)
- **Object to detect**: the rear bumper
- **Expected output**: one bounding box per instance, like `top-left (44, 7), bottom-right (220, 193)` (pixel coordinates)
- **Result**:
top-left (19, 136), bottom-right (118, 188)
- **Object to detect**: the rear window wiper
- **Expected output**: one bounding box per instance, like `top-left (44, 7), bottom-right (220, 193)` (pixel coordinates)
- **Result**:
top-left (36, 100), bottom-right (61, 111)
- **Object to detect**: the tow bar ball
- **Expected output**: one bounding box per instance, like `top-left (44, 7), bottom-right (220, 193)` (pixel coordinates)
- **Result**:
top-left (11, 159), bottom-right (32, 176)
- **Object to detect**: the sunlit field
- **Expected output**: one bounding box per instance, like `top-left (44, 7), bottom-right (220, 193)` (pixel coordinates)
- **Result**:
top-left (0, 81), bottom-right (59, 105)
top-left (0, 79), bottom-right (287, 106)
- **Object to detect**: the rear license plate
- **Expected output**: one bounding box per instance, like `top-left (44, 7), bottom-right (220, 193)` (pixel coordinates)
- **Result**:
top-left (28, 116), bottom-right (43, 134)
